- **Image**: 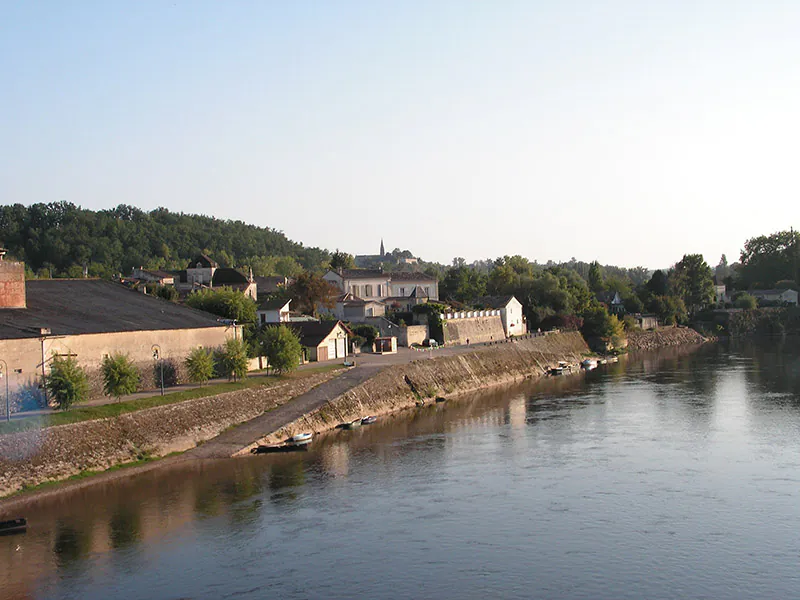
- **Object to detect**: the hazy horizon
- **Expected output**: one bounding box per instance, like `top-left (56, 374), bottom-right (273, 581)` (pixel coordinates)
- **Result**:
top-left (2, 1), bottom-right (798, 269)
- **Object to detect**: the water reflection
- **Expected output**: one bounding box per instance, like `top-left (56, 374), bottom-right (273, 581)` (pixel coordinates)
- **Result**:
top-left (6, 339), bottom-right (800, 600)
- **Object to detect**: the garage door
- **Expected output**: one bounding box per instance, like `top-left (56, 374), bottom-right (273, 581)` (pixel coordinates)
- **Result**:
top-left (327, 339), bottom-right (337, 360)
top-left (317, 346), bottom-right (328, 362)
top-left (336, 338), bottom-right (346, 358)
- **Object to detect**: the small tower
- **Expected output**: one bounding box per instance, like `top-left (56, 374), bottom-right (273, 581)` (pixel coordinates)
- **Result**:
top-left (380, 238), bottom-right (385, 257)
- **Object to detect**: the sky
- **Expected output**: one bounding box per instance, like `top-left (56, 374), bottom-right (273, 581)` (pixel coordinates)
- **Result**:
top-left (1, 1), bottom-right (798, 269)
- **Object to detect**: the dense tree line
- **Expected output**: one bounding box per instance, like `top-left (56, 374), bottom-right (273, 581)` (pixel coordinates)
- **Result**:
top-left (0, 202), bottom-right (330, 278)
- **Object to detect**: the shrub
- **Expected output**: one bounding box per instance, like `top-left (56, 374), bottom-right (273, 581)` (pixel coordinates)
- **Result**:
top-left (45, 354), bottom-right (89, 410)
top-left (734, 293), bottom-right (757, 310)
top-left (101, 353), bottom-right (140, 402)
top-left (185, 347), bottom-right (214, 385)
top-left (259, 325), bottom-right (303, 374)
top-left (218, 337), bottom-right (249, 381)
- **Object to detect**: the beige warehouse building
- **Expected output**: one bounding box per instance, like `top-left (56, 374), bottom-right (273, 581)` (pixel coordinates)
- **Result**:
top-left (0, 253), bottom-right (233, 411)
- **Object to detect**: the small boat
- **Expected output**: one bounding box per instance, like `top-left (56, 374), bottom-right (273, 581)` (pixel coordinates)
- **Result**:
top-left (607, 356), bottom-right (619, 363)
top-left (549, 366), bottom-right (564, 376)
top-left (287, 432), bottom-right (313, 445)
top-left (360, 416), bottom-right (377, 425)
top-left (342, 419), bottom-right (362, 430)
top-left (251, 444), bottom-right (308, 454)
top-left (581, 359), bottom-right (598, 369)
top-left (0, 518), bottom-right (27, 536)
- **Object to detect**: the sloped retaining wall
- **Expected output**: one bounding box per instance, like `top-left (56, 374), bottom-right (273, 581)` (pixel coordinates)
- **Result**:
top-left (626, 326), bottom-right (707, 351)
top-left (0, 370), bottom-right (339, 498)
top-left (241, 331), bottom-right (589, 452)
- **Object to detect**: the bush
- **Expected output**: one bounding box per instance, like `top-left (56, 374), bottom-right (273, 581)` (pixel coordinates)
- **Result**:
top-left (351, 324), bottom-right (379, 347)
top-left (218, 337), bottom-right (249, 381)
top-left (45, 354), bottom-right (89, 410)
top-left (734, 293), bottom-right (757, 310)
top-left (185, 347), bottom-right (215, 385)
top-left (101, 353), bottom-right (140, 402)
top-left (259, 325), bottom-right (303, 374)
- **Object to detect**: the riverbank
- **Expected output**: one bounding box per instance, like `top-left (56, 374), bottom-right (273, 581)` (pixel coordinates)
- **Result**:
top-left (239, 331), bottom-right (590, 452)
top-left (625, 326), bottom-right (707, 351)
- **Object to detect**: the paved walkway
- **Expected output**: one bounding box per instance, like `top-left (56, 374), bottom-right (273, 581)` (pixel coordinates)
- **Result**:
top-left (189, 363), bottom-right (385, 458)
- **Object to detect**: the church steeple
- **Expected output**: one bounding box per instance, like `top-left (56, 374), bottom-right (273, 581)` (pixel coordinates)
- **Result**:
top-left (380, 238), bottom-right (385, 257)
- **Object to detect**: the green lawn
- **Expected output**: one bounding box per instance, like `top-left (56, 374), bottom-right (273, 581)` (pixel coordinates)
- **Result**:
top-left (0, 364), bottom-right (343, 436)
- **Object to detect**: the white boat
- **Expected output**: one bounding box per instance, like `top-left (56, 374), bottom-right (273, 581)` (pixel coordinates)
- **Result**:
top-left (288, 432), bottom-right (313, 445)
top-left (581, 359), bottom-right (598, 369)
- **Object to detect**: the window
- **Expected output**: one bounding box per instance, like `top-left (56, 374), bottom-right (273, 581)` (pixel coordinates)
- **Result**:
top-left (352, 285), bottom-right (359, 297)
top-left (377, 284), bottom-right (382, 297)
top-left (424, 287), bottom-right (430, 297)
top-left (399, 287), bottom-right (405, 296)
top-left (365, 284), bottom-right (373, 297)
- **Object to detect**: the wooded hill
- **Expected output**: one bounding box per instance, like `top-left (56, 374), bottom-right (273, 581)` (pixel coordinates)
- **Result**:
top-left (0, 202), bottom-right (330, 278)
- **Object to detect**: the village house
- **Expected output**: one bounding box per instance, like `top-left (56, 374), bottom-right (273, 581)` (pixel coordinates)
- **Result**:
top-left (323, 268), bottom-right (439, 304)
top-left (317, 293), bottom-right (386, 323)
top-left (597, 290), bottom-right (625, 315)
top-left (0, 252), bottom-right (233, 408)
top-left (130, 268), bottom-right (175, 286)
top-left (254, 275), bottom-right (292, 300)
top-left (279, 320), bottom-right (350, 362)
top-left (257, 298), bottom-right (291, 324)
top-left (475, 295), bottom-right (527, 337)
top-left (174, 255), bottom-right (257, 300)
top-left (635, 314), bottom-right (659, 330)
top-left (750, 288), bottom-right (799, 306)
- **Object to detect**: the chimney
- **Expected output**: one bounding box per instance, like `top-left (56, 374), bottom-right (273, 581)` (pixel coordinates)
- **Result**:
top-left (0, 248), bottom-right (27, 309)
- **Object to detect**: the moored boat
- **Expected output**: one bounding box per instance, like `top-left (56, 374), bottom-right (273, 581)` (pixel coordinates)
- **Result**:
top-left (251, 444), bottom-right (308, 454)
top-left (581, 358), bottom-right (598, 370)
top-left (0, 518), bottom-right (27, 536)
top-left (287, 432), bottom-right (313, 445)
top-left (360, 416), bottom-right (377, 425)
top-left (342, 419), bottom-right (362, 430)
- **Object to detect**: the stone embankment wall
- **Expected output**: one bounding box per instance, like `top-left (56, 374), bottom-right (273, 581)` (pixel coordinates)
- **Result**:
top-left (247, 332), bottom-right (589, 451)
top-left (443, 315), bottom-right (507, 345)
top-left (626, 326), bottom-right (706, 351)
top-left (0, 370), bottom-right (339, 497)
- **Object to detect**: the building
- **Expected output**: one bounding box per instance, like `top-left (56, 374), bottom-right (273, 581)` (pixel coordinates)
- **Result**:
top-left (384, 286), bottom-right (429, 312)
top-left (354, 239), bottom-right (387, 268)
top-left (714, 284), bottom-right (729, 305)
top-left (287, 321), bottom-right (350, 362)
top-left (130, 268), bottom-right (175, 286)
top-left (209, 267), bottom-right (257, 300)
top-left (317, 293), bottom-right (387, 323)
top-left (257, 298), bottom-right (291, 324)
top-left (254, 275), bottom-right (291, 299)
top-left (750, 289), bottom-right (799, 306)
top-left (0, 255), bottom-right (233, 406)
top-left (634, 314), bottom-right (659, 330)
top-left (597, 290), bottom-right (625, 315)
top-left (174, 255), bottom-right (257, 300)
top-left (475, 295), bottom-right (527, 337)
top-left (323, 269), bottom-right (439, 303)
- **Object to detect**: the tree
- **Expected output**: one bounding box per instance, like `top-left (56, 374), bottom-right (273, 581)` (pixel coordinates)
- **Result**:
top-left (350, 324), bottom-right (380, 347)
top-left (646, 270), bottom-right (668, 296)
top-left (185, 347), bottom-right (214, 385)
top-left (581, 304), bottom-right (625, 348)
top-left (587, 261), bottom-right (605, 293)
top-left (218, 338), bottom-right (249, 381)
top-left (329, 250), bottom-right (355, 271)
top-left (738, 229), bottom-right (800, 289)
top-left (45, 354), bottom-right (89, 410)
top-left (185, 287), bottom-right (257, 324)
top-left (734, 293), bottom-right (758, 309)
top-left (289, 272), bottom-right (339, 316)
top-left (670, 254), bottom-right (715, 315)
top-left (259, 325), bottom-right (303, 374)
top-left (101, 353), bottom-right (140, 402)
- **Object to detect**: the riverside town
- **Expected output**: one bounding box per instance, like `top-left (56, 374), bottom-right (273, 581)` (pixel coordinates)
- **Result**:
top-left (3, 4), bottom-right (800, 598)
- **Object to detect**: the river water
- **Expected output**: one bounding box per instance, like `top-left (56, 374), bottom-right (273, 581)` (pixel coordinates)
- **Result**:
top-left (2, 340), bottom-right (800, 600)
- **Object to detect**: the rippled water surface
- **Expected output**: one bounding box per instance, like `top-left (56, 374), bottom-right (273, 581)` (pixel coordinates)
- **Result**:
top-left (2, 339), bottom-right (800, 600)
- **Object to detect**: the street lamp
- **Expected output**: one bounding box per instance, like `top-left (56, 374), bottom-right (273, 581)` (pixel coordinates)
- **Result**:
top-left (0, 359), bottom-right (9, 422)
top-left (152, 344), bottom-right (164, 396)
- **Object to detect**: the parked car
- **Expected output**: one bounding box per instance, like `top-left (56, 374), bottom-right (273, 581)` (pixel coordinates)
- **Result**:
top-left (423, 339), bottom-right (439, 347)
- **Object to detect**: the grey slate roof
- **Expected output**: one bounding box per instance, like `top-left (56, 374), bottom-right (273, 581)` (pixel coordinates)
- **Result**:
top-left (258, 297), bottom-right (291, 311)
top-left (474, 295), bottom-right (516, 309)
top-left (388, 271), bottom-right (437, 282)
top-left (0, 279), bottom-right (225, 340)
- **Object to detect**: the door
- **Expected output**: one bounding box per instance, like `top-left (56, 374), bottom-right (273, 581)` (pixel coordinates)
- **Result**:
top-left (317, 345), bottom-right (328, 362)
top-left (336, 338), bottom-right (346, 358)
top-left (327, 339), bottom-right (337, 360)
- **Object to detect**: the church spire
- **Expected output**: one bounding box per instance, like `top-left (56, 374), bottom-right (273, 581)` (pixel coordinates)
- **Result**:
top-left (380, 238), bottom-right (385, 257)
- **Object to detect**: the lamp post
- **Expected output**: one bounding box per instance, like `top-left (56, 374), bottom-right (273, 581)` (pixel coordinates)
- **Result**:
top-left (0, 359), bottom-right (9, 422)
top-left (152, 345), bottom-right (164, 396)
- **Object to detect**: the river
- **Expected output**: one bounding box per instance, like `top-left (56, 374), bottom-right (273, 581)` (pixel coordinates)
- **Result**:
top-left (2, 339), bottom-right (799, 599)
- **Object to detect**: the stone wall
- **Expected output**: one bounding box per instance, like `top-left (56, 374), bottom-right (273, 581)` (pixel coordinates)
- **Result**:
top-left (626, 326), bottom-right (706, 351)
top-left (0, 370), bottom-right (339, 497)
top-left (397, 324), bottom-right (428, 346)
top-left (247, 331), bottom-right (590, 450)
top-left (443, 315), bottom-right (506, 345)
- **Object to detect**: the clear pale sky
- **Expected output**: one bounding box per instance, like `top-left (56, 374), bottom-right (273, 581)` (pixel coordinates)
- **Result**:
top-left (1, 1), bottom-right (798, 269)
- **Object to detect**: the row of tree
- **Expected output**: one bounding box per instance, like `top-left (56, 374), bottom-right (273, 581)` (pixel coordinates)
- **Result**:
top-left (44, 327), bottom-right (305, 411)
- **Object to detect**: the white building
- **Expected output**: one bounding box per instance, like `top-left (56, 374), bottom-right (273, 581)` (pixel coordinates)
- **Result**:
top-left (476, 295), bottom-right (527, 337)
top-left (750, 288), bottom-right (799, 306)
top-left (257, 298), bottom-right (291, 325)
top-left (323, 269), bottom-right (439, 303)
